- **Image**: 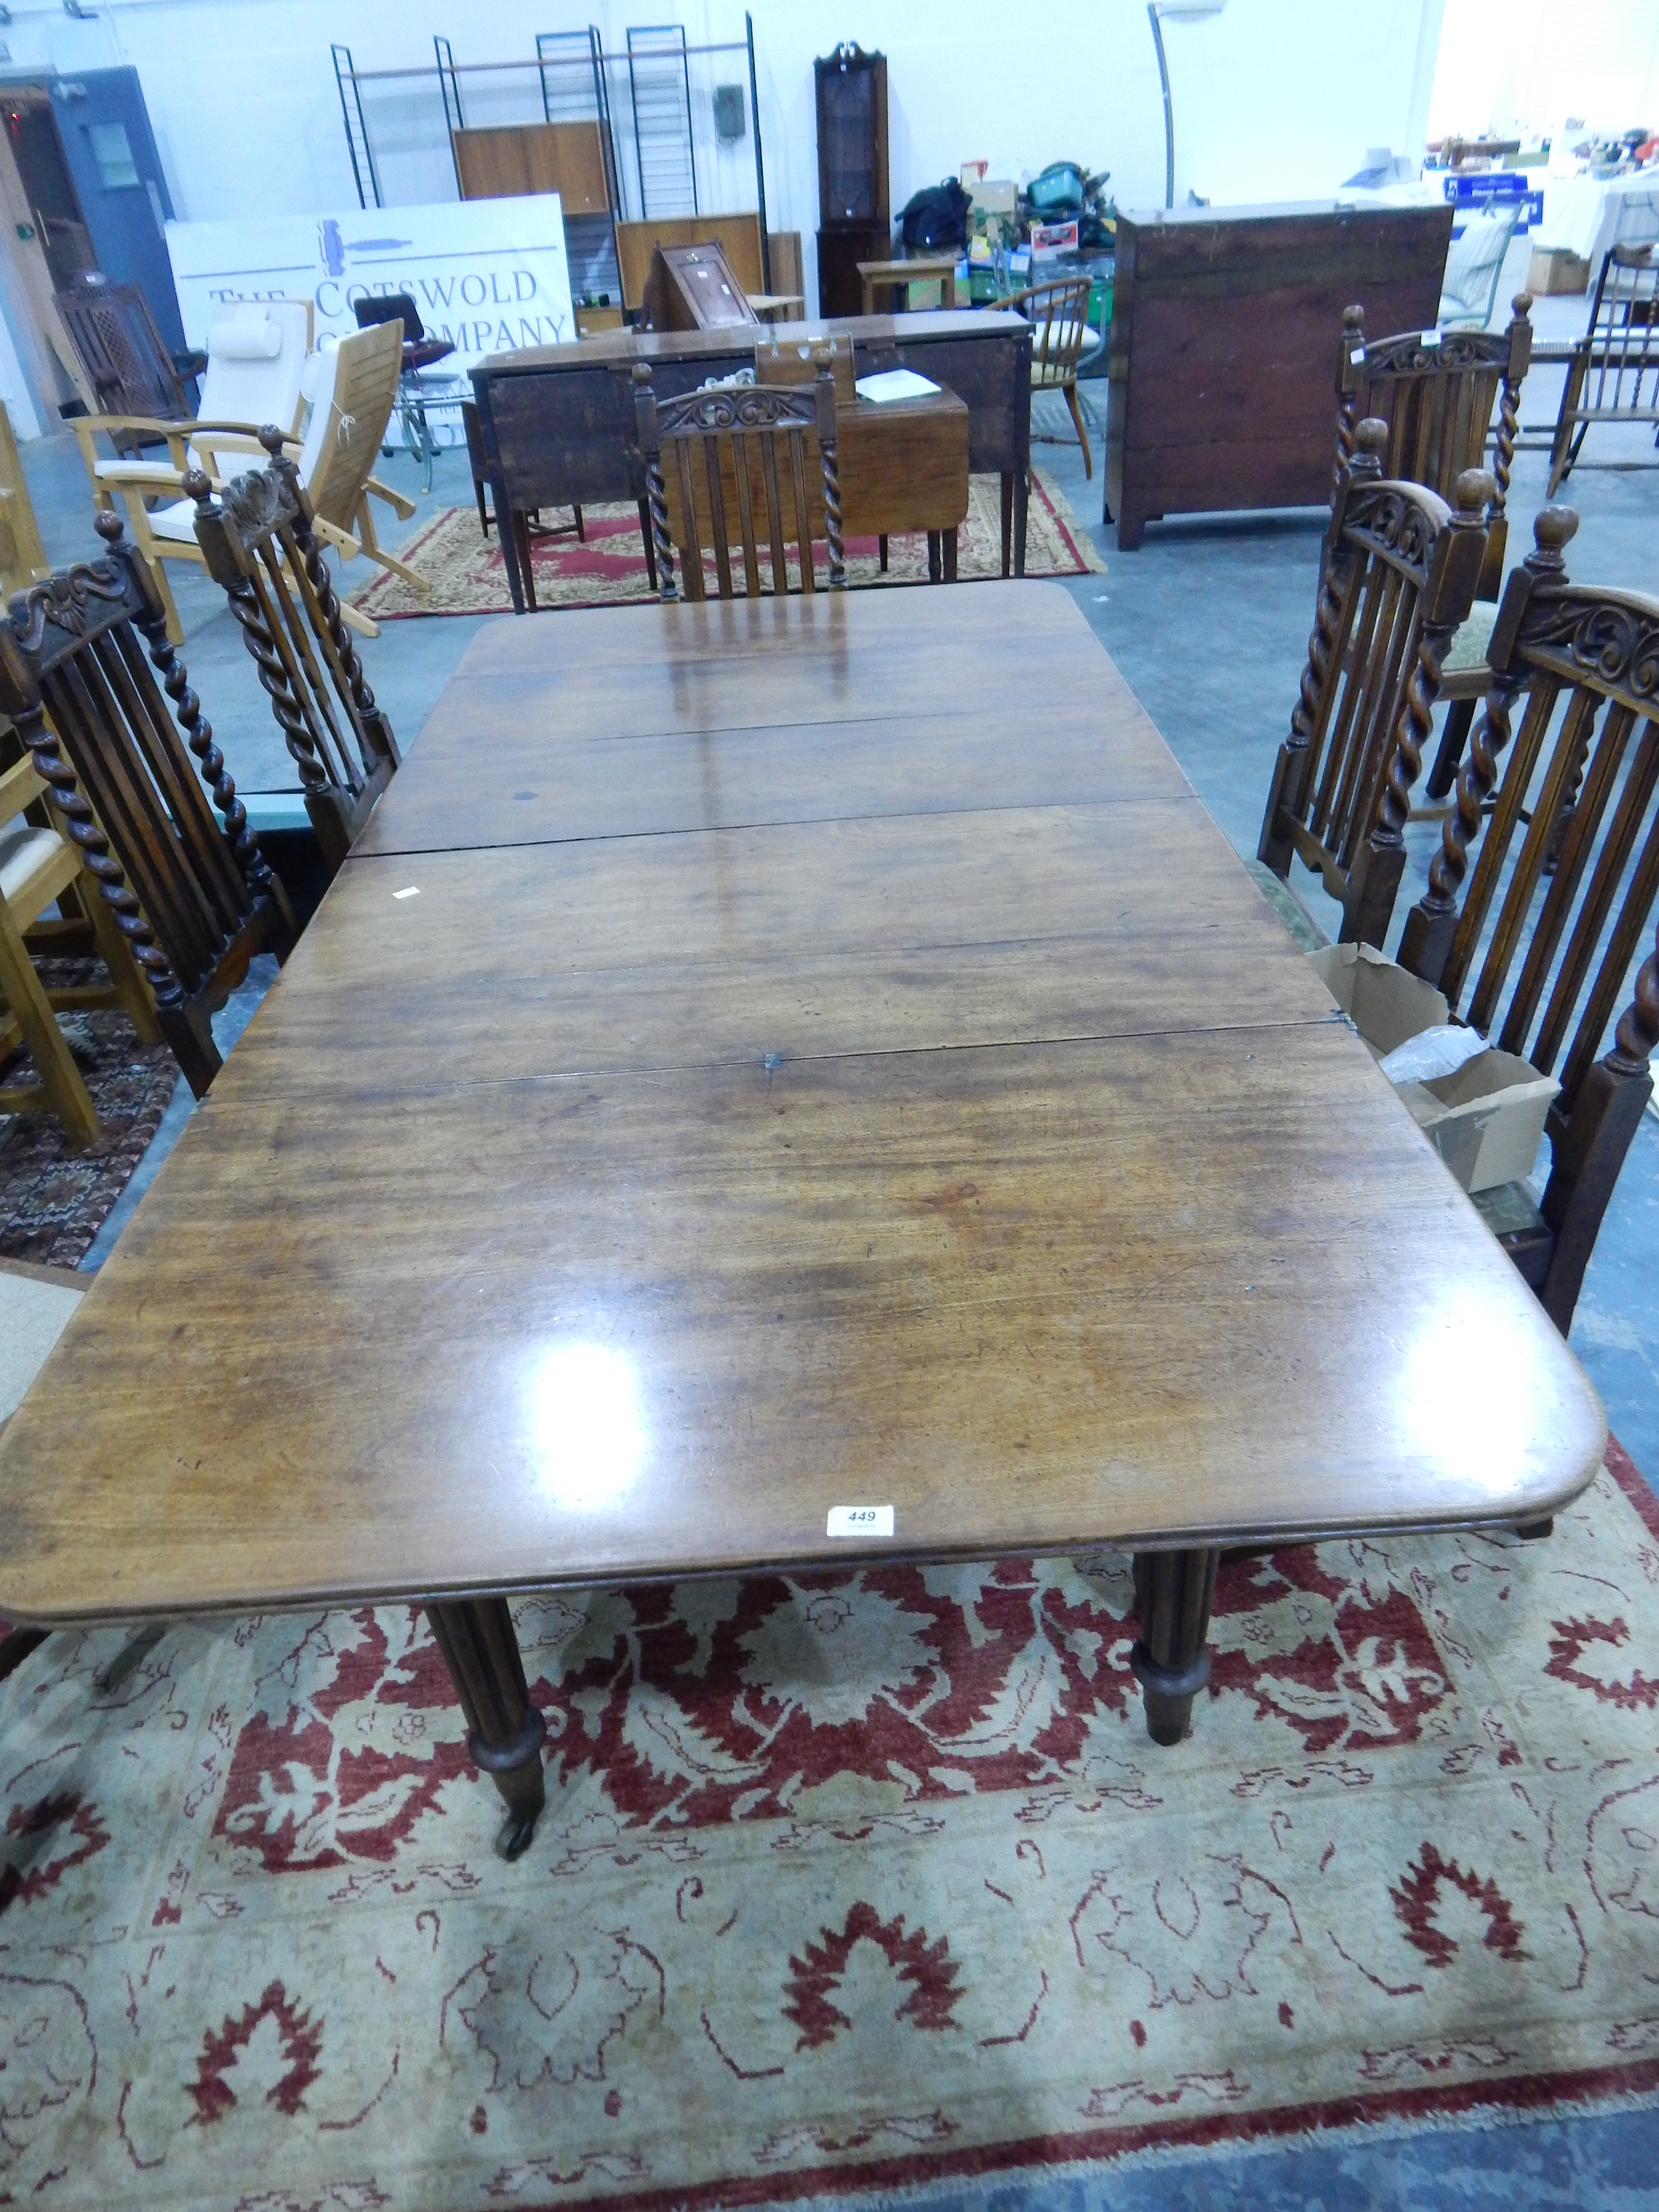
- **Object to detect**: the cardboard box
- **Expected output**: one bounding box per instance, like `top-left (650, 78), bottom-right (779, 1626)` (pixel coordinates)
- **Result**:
top-left (1394, 1050), bottom-right (1559, 1193)
top-left (1308, 943), bottom-right (1449, 1058)
top-left (970, 178), bottom-right (1018, 217)
top-left (1527, 246), bottom-right (1589, 295)
top-left (1030, 217), bottom-right (1080, 262)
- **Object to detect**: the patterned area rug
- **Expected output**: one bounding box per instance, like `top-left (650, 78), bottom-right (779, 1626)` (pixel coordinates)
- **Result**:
top-left (347, 469), bottom-right (1106, 621)
top-left (2, 1443), bottom-right (1658, 2209)
top-left (0, 975), bottom-right (179, 1268)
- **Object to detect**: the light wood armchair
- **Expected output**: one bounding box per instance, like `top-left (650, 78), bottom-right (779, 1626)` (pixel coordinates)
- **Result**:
top-left (0, 403), bottom-right (48, 598)
top-left (73, 323), bottom-right (422, 643)
top-left (0, 727), bottom-right (162, 1146)
top-left (1002, 275), bottom-right (1100, 477)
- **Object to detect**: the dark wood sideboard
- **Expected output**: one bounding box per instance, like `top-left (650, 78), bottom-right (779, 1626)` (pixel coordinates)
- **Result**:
top-left (1105, 201), bottom-right (1455, 548)
top-left (470, 310), bottom-right (1032, 609)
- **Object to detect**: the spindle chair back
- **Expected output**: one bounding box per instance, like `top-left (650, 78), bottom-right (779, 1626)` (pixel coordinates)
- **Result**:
top-left (1395, 505), bottom-right (1659, 1333)
top-left (1544, 244), bottom-right (1659, 497)
top-left (1002, 274), bottom-right (1099, 477)
top-left (53, 280), bottom-right (195, 452)
top-left (634, 364), bottom-right (845, 602)
top-left (0, 509), bottom-right (295, 1099)
top-left (1336, 294), bottom-right (1530, 602)
top-left (189, 429), bottom-right (399, 874)
top-left (1258, 418), bottom-right (1491, 945)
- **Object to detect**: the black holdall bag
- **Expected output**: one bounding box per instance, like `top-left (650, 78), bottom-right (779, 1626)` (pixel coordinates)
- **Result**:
top-left (898, 179), bottom-right (973, 252)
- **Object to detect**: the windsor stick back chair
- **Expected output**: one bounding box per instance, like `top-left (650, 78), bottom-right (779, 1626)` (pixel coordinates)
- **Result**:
top-left (1002, 274), bottom-right (1099, 477)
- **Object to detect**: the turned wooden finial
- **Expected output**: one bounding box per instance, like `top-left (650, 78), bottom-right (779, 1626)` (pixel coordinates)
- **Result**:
top-left (1350, 417), bottom-right (1388, 478)
top-left (1512, 290), bottom-right (1534, 320)
top-left (1342, 303), bottom-right (1364, 337)
top-left (1452, 467), bottom-right (1496, 518)
top-left (258, 423), bottom-right (286, 458)
top-left (94, 506), bottom-right (125, 546)
top-left (182, 466), bottom-right (214, 507)
top-left (1529, 504), bottom-right (1578, 576)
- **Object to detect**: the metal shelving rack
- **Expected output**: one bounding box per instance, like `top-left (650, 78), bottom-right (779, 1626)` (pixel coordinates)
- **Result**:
top-left (536, 26), bottom-right (619, 215)
top-left (330, 44), bottom-right (382, 212)
top-left (331, 15), bottom-right (771, 287)
top-left (625, 24), bottom-right (697, 220)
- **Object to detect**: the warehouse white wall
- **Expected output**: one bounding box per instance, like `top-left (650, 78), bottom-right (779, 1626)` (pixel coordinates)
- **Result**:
top-left (0, 0), bottom-right (1442, 417)
top-left (1429, 0), bottom-right (1659, 143)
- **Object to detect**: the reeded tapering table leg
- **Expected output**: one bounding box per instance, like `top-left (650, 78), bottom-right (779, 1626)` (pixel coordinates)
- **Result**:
top-left (426, 1597), bottom-right (547, 1860)
top-left (1130, 1547), bottom-right (1221, 1746)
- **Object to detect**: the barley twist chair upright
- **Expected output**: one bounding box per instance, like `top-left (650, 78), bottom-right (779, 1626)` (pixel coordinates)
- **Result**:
top-left (634, 364), bottom-right (845, 602)
top-left (0, 508), bottom-right (296, 1099)
top-left (188, 429), bottom-right (400, 876)
top-left (1334, 297), bottom-right (1534, 810)
top-left (1257, 418), bottom-right (1492, 946)
top-left (1395, 505), bottom-right (1659, 1337)
top-left (1336, 295), bottom-right (1531, 600)
top-left (1000, 273), bottom-right (1100, 477)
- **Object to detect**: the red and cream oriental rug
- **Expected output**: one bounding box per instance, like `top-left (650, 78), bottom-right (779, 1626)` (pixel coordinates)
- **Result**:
top-left (3, 1445), bottom-right (1659, 2211)
top-left (346, 468), bottom-right (1105, 622)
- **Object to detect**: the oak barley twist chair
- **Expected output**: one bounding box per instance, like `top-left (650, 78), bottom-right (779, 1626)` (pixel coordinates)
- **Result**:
top-left (634, 364), bottom-right (845, 602)
top-left (1335, 299), bottom-right (1533, 806)
top-left (1395, 505), bottom-right (1659, 1338)
top-left (1258, 419), bottom-right (1492, 946)
top-left (0, 508), bottom-right (296, 1100)
top-left (1002, 274), bottom-right (1100, 478)
top-left (188, 429), bottom-right (400, 876)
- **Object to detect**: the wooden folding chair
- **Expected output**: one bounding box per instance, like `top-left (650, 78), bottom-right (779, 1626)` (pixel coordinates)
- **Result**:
top-left (1257, 419), bottom-right (1491, 945)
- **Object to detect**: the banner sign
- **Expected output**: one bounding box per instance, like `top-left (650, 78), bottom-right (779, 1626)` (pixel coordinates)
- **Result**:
top-left (165, 196), bottom-right (576, 370)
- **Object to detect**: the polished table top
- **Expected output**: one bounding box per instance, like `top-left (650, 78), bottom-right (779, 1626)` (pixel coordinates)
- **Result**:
top-left (472, 309), bottom-right (1026, 378)
top-left (0, 584), bottom-right (1604, 1624)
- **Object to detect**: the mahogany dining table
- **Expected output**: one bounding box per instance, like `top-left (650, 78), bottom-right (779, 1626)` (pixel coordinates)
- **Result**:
top-left (0, 582), bottom-right (1605, 1858)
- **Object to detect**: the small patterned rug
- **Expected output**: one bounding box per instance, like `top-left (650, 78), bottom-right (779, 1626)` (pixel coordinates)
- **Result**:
top-left (0, 972), bottom-right (179, 1269)
top-left (1, 1442), bottom-right (1657, 2210)
top-left (347, 468), bottom-right (1106, 622)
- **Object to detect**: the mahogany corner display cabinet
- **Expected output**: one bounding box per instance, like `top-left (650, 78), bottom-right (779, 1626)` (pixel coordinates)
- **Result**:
top-left (815, 42), bottom-right (889, 318)
top-left (1104, 200), bottom-right (1455, 549)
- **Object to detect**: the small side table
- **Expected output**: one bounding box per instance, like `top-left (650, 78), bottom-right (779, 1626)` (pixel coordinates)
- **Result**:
top-left (461, 397), bottom-right (583, 611)
top-left (858, 257), bottom-right (960, 314)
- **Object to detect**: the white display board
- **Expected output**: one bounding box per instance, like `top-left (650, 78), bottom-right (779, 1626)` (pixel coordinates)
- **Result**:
top-left (164, 197), bottom-right (575, 371)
